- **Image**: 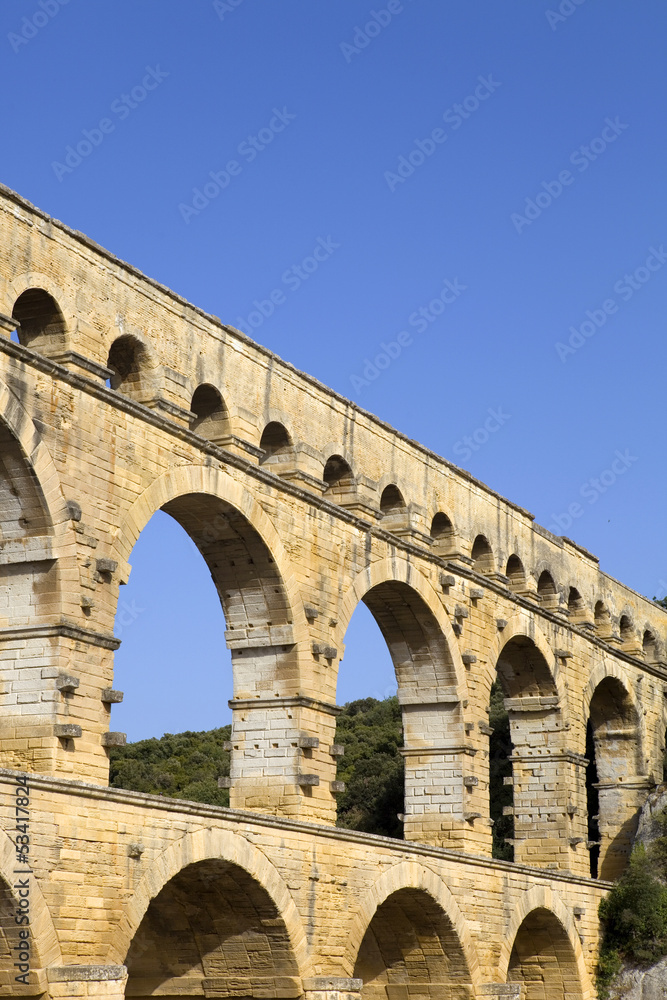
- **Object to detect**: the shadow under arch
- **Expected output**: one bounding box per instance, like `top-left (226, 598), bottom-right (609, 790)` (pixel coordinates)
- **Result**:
top-left (483, 616), bottom-right (564, 865)
top-left (498, 887), bottom-right (590, 1000)
top-left (106, 828), bottom-right (307, 993)
top-left (338, 558), bottom-right (467, 846)
top-left (583, 662), bottom-right (645, 880)
top-left (345, 861), bottom-right (478, 1000)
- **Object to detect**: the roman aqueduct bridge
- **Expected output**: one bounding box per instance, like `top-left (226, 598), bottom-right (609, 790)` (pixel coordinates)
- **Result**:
top-left (0, 185), bottom-right (666, 1000)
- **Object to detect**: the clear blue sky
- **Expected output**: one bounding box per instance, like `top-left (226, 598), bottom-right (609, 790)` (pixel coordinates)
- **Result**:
top-left (2, 1), bottom-right (665, 740)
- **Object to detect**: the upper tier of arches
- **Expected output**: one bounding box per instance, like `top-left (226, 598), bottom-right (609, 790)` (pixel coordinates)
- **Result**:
top-left (3, 280), bottom-right (665, 660)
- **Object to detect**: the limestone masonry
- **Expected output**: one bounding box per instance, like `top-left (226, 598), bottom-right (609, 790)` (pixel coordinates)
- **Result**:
top-left (0, 184), bottom-right (665, 1000)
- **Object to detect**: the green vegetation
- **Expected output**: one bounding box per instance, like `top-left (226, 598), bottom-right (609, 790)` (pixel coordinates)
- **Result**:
top-left (109, 696), bottom-right (404, 837)
top-left (597, 807), bottom-right (667, 999)
top-left (488, 680), bottom-right (514, 860)
top-left (334, 696), bottom-right (404, 838)
top-left (109, 726), bottom-right (231, 807)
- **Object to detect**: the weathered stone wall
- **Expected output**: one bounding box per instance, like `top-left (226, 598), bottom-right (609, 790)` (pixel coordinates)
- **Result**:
top-left (0, 184), bottom-right (666, 999)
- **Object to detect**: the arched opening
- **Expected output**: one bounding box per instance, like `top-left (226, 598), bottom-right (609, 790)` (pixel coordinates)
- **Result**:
top-left (568, 587), bottom-right (586, 620)
top-left (109, 494), bottom-right (294, 807)
top-left (107, 334), bottom-right (153, 400)
top-left (508, 908), bottom-right (582, 1000)
top-left (380, 484), bottom-right (405, 514)
top-left (620, 615), bottom-right (634, 644)
top-left (109, 510), bottom-right (232, 741)
top-left (643, 629), bottom-right (659, 663)
top-left (471, 535), bottom-right (493, 574)
top-left (189, 384), bottom-right (229, 443)
top-left (489, 678), bottom-right (514, 860)
top-left (587, 676), bottom-right (641, 879)
top-left (595, 600), bottom-right (613, 638)
top-left (323, 454), bottom-right (353, 488)
top-left (537, 570), bottom-right (559, 610)
top-left (353, 888), bottom-right (472, 1000)
top-left (492, 637), bottom-right (558, 865)
top-left (430, 512), bottom-right (455, 554)
top-left (537, 570), bottom-right (556, 597)
top-left (259, 421), bottom-right (291, 459)
top-left (338, 582), bottom-right (460, 843)
top-left (124, 860), bottom-right (299, 999)
top-left (505, 555), bottom-right (525, 590)
top-left (336, 602), bottom-right (402, 838)
top-left (11, 287), bottom-right (67, 355)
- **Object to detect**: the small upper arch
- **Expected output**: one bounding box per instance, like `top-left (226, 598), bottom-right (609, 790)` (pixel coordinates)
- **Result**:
top-left (189, 383), bottom-right (230, 443)
top-left (430, 511), bottom-right (456, 554)
top-left (323, 454), bottom-right (354, 487)
top-left (643, 628), bottom-right (660, 663)
top-left (505, 554), bottom-right (525, 590)
top-left (380, 483), bottom-right (406, 514)
top-left (594, 599), bottom-right (613, 638)
top-left (107, 333), bottom-right (159, 402)
top-left (471, 534), bottom-right (494, 574)
top-left (568, 587), bottom-right (586, 618)
top-left (11, 286), bottom-right (68, 355)
top-left (259, 420), bottom-right (292, 460)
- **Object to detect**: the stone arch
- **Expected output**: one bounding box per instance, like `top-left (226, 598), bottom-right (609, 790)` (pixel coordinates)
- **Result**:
top-left (344, 861), bottom-right (479, 995)
top-left (7, 271), bottom-right (74, 352)
top-left (484, 617), bottom-right (565, 866)
top-left (189, 383), bottom-right (230, 443)
top-left (498, 887), bottom-right (590, 1000)
top-left (0, 821), bottom-right (62, 973)
top-left (583, 662), bottom-right (645, 879)
top-left (339, 557), bottom-right (466, 696)
top-left (0, 374), bottom-right (70, 538)
top-left (106, 332), bottom-right (162, 402)
top-left (339, 558), bottom-right (467, 846)
top-left (106, 827), bottom-right (308, 978)
top-left (482, 614), bottom-right (564, 709)
top-left (114, 464), bottom-right (304, 632)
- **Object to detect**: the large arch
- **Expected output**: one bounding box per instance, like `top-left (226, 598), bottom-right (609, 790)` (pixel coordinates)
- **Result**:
top-left (484, 618), bottom-right (565, 867)
top-left (583, 663), bottom-right (645, 879)
top-left (481, 614), bottom-right (565, 710)
top-left (112, 463), bottom-right (306, 645)
top-left (499, 887), bottom-right (590, 1000)
top-left (339, 557), bottom-right (465, 696)
top-left (345, 862), bottom-right (478, 1000)
top-left (339, 558), bottom-right (467, 847)
top-left (107, 827), bottom-right (307, 972)
top-left (107, 828), bottom-right (306, 997)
